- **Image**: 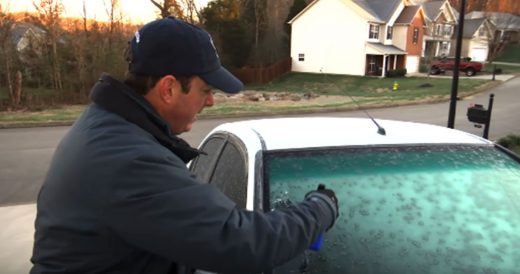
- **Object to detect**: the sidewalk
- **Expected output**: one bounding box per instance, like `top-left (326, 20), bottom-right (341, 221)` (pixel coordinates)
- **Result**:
top-left (0, 204), bottom-right (35, 274)
top-left (408, 72), bottom-right (517, 81)
top-left (492, 61), bottom-right (520, 67)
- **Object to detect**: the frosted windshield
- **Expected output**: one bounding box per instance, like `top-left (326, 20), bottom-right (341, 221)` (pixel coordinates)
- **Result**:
top-left (266, 145), bottom-right (520, 274)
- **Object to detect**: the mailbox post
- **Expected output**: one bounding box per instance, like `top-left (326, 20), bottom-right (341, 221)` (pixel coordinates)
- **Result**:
top-left (467, 94), bottom-right (494, 139)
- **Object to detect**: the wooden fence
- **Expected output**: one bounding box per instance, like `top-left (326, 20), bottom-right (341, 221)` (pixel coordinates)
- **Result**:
top-left (232, 58), bottom-right (292, 85)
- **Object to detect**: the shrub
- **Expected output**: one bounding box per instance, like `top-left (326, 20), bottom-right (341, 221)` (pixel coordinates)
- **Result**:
top-left (419, 64), bottom-right (429, 73)
top-left (386, 68), bottom-right (407, 78)
top-left (497, 134), bottom-right (520, 155)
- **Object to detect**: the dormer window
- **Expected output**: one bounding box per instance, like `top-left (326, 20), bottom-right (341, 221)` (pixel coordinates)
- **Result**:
top-left (369, 24), bottom-right (380, 39)
top-left (386, 26), bottom-right (393, 40)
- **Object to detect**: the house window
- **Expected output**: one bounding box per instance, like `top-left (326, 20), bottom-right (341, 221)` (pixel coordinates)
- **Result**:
top-left (298, 53), bottom-right (305, 62)
top-left (386, 26), bottom-right (393, 40)
top-left (435, 24), bottom-right (442, 36)
top-left (413, 27), bottom-right (419, 44)
top-left (369, 24), bottom-right (380, 39)
top-left (443, 25), bottom-right (452, 36)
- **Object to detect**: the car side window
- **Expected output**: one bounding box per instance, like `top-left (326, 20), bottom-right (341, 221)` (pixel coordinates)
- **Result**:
top-left (190, 136), bottom-right (226, 183)
top-left (211, 139), bottom-right (247, 208)
top-left (190, 134), bottom-right (248, 209)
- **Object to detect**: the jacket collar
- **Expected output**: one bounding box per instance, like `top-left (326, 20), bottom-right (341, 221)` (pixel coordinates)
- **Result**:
top-left (89, 73), bottom-right (203, 163)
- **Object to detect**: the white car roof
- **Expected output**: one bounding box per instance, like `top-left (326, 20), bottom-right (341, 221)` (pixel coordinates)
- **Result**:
top-left (208, 117), bottom-right (491, 151)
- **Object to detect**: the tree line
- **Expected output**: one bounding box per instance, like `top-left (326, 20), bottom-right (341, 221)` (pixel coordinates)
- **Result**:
top-left (0, 0), bottom-right (310, 110)
top-left (449, 0), bottom-right (520, 15)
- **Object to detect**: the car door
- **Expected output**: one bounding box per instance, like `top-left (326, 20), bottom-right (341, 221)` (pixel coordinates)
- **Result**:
top-left (189, 133), bottom-right (248, 209)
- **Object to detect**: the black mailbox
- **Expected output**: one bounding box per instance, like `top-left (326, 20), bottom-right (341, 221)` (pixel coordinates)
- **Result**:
top-left (467, 104), bottom-right (489, 124)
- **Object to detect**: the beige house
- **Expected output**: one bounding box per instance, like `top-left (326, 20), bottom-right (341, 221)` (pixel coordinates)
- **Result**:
top-left (419, 0), bottom-right (458, 58)
top-left (449, 18), bottom-right (494, 62)
top-left (466, 11), bottom-right (520, 44)
top-left (289, 0), bottom-right (416, 77)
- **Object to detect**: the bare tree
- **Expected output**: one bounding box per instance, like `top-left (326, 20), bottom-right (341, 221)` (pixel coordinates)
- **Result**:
top-left (103, 0), bottom-right (123, 37)
top-left (244, 0), bottom-right (292, 66)
top-left (263, 0), bottom-right (292, 62)
top-left (72, 0), bottom-right (90, 96)
top-left (180, 0), bottom-right (200, 23)
top-left (150, 0), bottom-right (184, 18)
top-left (33, 0), bottom-right (64, 91)
top-left (486, 13), bottom-right (517, 63)
top-left (101, 0), bottom-right (128, 78)
top-left (0, 4), bottom-right (21, 106)
top-left (150, 0), bottom-right (201, 22)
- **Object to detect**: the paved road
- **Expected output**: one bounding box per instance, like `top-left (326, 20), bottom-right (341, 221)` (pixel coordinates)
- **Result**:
top-left (0, 76), bottom-right (519, 274)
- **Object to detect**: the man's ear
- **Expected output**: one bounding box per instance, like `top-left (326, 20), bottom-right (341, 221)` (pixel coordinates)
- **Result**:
top-left (156, 75), bottom-right (178, 103)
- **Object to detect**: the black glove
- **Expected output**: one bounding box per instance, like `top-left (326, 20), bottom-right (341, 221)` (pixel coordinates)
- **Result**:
top-left (305, 184), bottom-right (339, 229)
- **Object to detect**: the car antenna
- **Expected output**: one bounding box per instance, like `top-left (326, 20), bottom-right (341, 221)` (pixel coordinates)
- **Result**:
top-left (320, 69), bottom-right (386, 135)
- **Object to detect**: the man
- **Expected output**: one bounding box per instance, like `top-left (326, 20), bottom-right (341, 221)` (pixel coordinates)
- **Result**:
top-left (31, 17), bottom-right (339, 274)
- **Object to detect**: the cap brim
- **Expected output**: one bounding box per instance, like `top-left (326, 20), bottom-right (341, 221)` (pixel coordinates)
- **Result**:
top-left (199, 66), bottom-right (243, 94)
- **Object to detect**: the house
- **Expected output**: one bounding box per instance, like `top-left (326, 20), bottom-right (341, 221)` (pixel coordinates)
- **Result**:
top-left (11, 23), bottom-right (46, 53)
top-left (393, 5), bottom-right (427, 73)
top-left (419, 0), bottom-right (458, 58)
top-left (289, 0), bottom-right (422, 77)
top-left (466, 11), bottom-right (520, 44)
top-left (448, 17), bottom-right (494, 62)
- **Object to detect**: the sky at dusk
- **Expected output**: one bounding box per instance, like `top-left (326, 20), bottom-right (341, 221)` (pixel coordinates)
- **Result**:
top-left (1, 0), bottom-right (210, 24)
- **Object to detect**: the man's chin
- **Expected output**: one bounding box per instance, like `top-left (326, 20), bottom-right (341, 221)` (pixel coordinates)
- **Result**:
top-left (183, 122), bottom-right (195, 133)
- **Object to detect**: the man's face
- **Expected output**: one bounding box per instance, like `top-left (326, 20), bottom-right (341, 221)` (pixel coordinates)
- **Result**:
top-left (151, 76), bottom-right (214, 135)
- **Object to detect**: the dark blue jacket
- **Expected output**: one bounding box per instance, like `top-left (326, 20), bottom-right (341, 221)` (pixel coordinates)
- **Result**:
top-left (30, 74), bottom-right (336, 274)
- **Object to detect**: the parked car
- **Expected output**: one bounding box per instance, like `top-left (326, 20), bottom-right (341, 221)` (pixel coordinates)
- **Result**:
top-left (189, 117), bottom-right (520, 274)
top-left (430, 57), bottom-right (484, 76)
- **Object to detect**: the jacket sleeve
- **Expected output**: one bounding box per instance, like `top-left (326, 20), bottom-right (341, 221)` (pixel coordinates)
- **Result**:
top-left (104, 148), bottom-right (336, 273)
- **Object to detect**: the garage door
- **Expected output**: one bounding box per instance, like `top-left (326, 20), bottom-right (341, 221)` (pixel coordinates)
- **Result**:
top-left (406, 56), bottom-right (420, 73)
top-left (471, 48), bottom-right (488, 62)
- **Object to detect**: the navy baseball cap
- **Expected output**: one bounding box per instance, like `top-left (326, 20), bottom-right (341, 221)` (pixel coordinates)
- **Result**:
top-left (128, 17), bottom-right (243, 94)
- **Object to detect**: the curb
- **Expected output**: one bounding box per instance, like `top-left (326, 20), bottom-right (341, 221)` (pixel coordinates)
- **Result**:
top-left (0, 121), bottom-right (74, 129)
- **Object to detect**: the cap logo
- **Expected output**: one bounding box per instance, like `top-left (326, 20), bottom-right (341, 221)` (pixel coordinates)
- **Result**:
top-left (209, 37), bottom-right (219, 61)
top-left (134, 31), bottom-right (140, 44)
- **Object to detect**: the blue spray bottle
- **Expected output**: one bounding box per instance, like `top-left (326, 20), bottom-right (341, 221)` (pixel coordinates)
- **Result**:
top-left (309, 184), bottom-right (327, 251)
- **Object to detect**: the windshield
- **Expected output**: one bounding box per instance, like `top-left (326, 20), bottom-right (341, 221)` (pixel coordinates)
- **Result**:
top-left (265, 145), bottom-right (520, 274)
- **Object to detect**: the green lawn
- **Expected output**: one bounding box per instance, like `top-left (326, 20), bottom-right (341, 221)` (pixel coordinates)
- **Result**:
top-left (247, 72), bottom-right (489, 98)
top-left (483, 63), bottom-right (520, 74)
top-left (0, 86), bottom-right (55, 99)
top-left (0, 105), bottom-right (86, 126)
top-left (496, 44), bottom-right (520, 63)
top-left (0, 73), bottom-right (495, 125)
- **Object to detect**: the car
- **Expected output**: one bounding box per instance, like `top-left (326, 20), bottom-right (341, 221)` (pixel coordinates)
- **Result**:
top-left (430, 57), bottom-right (483, 77)
top-left (189, 117), bottom-right (520, 274)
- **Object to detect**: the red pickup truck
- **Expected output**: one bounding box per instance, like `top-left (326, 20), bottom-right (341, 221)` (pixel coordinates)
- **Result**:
top-left (430, 57), bottom-right (484, 77)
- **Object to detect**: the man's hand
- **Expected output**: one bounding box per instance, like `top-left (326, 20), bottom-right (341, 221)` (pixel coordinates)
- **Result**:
top-left (305, 184), bottom-right (339, 230)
